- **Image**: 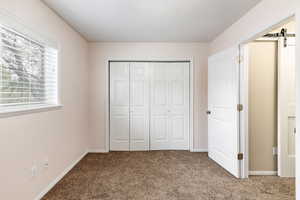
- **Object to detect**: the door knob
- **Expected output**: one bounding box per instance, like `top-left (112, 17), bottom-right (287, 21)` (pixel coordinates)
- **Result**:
top-left (206, 110), bottom-right (211, 115)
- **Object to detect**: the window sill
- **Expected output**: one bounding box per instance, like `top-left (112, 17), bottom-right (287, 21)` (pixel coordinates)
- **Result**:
top-left (0, 104), bottom-right (63, 118)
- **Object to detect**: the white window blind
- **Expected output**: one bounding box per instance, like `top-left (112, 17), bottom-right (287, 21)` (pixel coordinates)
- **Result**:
top-left (0, 24), bottom-right (58, 111)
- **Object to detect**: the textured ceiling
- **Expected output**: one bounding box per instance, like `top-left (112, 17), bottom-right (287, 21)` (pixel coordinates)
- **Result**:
top-left (43, 0), bottom-right (262, 42)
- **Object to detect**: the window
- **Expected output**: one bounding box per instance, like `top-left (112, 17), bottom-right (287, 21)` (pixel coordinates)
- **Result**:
top-left (0, 24), bottom-right (59, 114)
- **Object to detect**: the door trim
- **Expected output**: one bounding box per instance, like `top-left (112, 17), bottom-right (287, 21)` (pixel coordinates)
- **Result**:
top-left (105, 58), bottom-right (195, 152)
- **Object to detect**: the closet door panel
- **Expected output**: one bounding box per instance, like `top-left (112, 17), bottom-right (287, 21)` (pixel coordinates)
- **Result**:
top-left (150, 62), bottom-right (189, 150)
top-left (130, 63), bottom-right (150, 151)
top-left (168, 63), bottom-right (189, 149)
top-left (150, 63), bottom-right (170, 149)
top-left (110, 62), bottom-right (130, 151)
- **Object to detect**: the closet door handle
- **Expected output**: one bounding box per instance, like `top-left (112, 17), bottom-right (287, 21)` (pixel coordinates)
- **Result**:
top-left (206, 110), bottom-right (211, 115)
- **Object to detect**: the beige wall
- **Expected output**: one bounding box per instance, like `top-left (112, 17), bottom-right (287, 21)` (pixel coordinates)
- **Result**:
top-left (0, 1), bottom-right (89, 200)
top-left (249, 41), bottom-right (278, 172)
top-left (272, 21), bottom-right (296, 33)
top-left (88, 42), bottom-right (209, 151)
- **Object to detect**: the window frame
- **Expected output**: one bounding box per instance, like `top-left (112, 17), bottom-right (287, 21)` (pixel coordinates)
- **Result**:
top-left (0, 9), bottom-right (62, 118)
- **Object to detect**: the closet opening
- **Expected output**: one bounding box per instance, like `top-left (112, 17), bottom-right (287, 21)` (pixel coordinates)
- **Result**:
top-left (108, 61), bottom-right (193, 152)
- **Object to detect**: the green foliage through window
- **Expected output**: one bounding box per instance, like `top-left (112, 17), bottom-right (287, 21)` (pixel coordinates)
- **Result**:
top-left (0, 25), bottom-right (58, 108)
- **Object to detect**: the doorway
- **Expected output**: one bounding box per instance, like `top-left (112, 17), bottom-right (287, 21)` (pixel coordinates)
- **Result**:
top-left (242, 19), bottom-right (296, 177)
top-left (207, 18), bottom-right (296, 180)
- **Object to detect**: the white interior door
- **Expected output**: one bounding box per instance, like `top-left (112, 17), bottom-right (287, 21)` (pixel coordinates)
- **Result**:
top-left (150, 62), bottom-right (189, 150)
top-left (278, 37), bottom-right (296, 177)
top-left (130, 62), bottom-right (150, 151)
top-left (208, 47), bottom-right (241, 178)
top-left (110, 62), bottom-right (130, 151)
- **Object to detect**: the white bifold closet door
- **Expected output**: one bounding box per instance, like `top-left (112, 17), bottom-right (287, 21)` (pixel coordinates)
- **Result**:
top-left (110, 62), bottom-right (130, 151)
top-left (110, 62), bottom-right (149, 151)
top-left (110, 61), bottom-right (189, 151)
top-left (130, 62), bottom-right (150, 151)
top-left (150, 62), bottom-right (190, 150)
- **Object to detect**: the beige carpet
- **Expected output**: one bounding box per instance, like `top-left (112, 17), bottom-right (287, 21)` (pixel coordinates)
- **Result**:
top-left (42, 151), bottom-right (295, 200)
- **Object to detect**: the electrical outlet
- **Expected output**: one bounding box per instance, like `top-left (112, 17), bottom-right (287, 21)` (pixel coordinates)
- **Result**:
top-left (273, 147), bottom-right (278, 155)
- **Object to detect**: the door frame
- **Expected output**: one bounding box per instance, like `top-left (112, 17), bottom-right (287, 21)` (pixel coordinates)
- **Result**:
top-left (105, 58), bottom-right (195, 152)
top-left (239, 16), bottom-right (296, 178)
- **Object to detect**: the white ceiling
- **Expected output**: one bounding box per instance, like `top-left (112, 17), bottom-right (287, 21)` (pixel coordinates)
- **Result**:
top-left (43, 0), bottom-right (262, 42)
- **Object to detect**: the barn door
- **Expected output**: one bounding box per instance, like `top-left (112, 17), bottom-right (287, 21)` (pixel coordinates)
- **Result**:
top-left (208, 47), bottom-right (241, 178)
top-left (278, 37), bottom-right (296, 177)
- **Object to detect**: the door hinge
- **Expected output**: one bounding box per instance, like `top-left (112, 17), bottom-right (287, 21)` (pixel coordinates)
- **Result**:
top-left (237, 56), bottom-right (243, 64)
top-left (238, 153), bottom-right (243, 160)
top-left (237, 104), bottom-right (243, 112)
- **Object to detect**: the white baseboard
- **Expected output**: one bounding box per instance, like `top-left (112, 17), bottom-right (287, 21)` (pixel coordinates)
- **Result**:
top-left (34, 151), bottom-right (88, 200)
top-left (88, 149), bottom-right (109, 153)
top-left (90, 149), bottom-right (208, 153)
top-left (249, 171), bottom-right (278, 176)
top-left (191, 149), bottom-right (208, 152)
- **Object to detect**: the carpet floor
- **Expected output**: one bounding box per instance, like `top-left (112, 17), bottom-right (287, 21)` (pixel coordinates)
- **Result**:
top-left (42, 151), bottom-right (295, 200)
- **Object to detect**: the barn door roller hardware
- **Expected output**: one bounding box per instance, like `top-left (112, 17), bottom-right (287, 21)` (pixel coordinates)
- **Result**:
top-left (263, 28), bottom-right (296, 47)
